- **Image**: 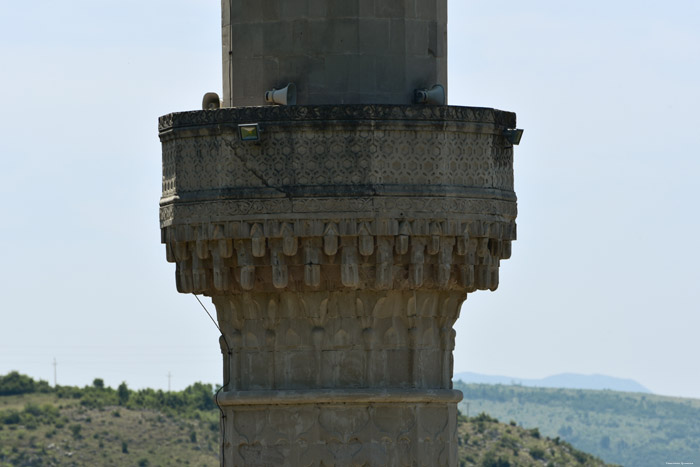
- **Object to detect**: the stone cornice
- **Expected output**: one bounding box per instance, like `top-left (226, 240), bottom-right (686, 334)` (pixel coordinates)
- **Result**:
top-left (158, 104), bottom-right (516, 134)
top-left (159, 197), bottom-right (516, 229)
top-left (217, 389), bottom-right (463, 406)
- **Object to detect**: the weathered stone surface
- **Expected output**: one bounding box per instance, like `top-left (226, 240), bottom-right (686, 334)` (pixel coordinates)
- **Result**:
top-left (213, 290), bottom-right (464, 391)
top-left (221, 0), bottom-right (447, 106)
top-left (219, 398), bottom-right (460, 466)
top-left (159, 104), bottom-right (517, 466)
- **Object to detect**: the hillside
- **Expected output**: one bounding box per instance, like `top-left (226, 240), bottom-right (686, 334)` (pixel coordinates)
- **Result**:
top-left (456, 381), bottom-right (700, 466)
top-left (453, 372), bottom-right (651, 394)
top-left (0, 372), bottom-right (612, 466)
top-left (0, 392), bottom-right (218, 466)
top-left (0, 372), bottom-right (219, 466)
top-left (456, 412), bottom-right (611, 467)
top-left (0, 395), bottom-right (611, 467)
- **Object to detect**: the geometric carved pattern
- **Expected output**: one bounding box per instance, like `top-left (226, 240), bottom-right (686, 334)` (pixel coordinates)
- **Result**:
top-left (161, 129), bottom-right (514, 196)
top-left (212, 288), bottom-right (463, 467)
top-left (214, 291), bottom-right (463, 392)
top-left (221, 402), bottom-right (459, 467)
top-left (160, 107), bottom-right (516, 204)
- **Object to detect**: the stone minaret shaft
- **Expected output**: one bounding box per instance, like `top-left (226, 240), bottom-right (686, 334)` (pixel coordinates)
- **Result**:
top-left (159, 2), bottom-right (518, 466)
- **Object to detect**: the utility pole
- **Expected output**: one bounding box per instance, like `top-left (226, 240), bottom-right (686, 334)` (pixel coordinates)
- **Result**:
top-left (53, 357), bottom-right (57, 387)
top-left (167, 371), bottom-right (171, 392)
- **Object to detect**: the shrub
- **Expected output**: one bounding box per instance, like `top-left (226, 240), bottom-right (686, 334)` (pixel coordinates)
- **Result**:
top-left (81, 386), bottom-right (117, 409)
top-left (474, 412), bottom-right (498, 423)
top-left (571, 448), bottom-right (589, 463)
top-left (482, 450), bottom-right (511, 467)
top-left (69, 424), bottom-right (82, 440)
top-left (530, 446), bottom-right (545, 460)
top-left (56, 386), bottom-right (82, 399)
top-left (0, 372), bottom-right (50, 395)
top-left (23, 403), bottom-right (42, 417)
top-left (118, 382), bottom-right (129, 405)
top-left (499, 435), bottom-right (519, 451)
top-left (1, 410), bottom-right (21, 425)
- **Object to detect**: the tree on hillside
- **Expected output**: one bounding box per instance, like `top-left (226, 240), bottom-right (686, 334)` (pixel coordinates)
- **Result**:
top-left (0, 371), bottom-right (50, 395)
top-left (118, 382), bottom-right (129, 405)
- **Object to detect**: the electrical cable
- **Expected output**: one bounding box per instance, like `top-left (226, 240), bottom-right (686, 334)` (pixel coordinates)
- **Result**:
top-left (194, 294), bottom-right (232, 466)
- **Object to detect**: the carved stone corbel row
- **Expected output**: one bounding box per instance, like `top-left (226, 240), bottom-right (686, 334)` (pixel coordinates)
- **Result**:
top-left (163, 217), bottom-right (515, 295)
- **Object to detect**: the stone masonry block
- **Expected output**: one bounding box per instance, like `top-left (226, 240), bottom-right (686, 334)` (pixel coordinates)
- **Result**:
top-left (222, 0), bottom-right (448, 105)
top-left (260, 0), bottom-right (280, 21)
top-left (230, 0), bottom-right (262, 23)
top-left (330, 18), bottom-right (360, 53)
top-left (307, 0), bottom-right (328, 18)
top-left (416, 0), bottom-right (438, 21)
top-left (359, 18), bottom-right (391, 54)
top-left (328, 0), bottom-right (359, 18)
top-left (359, 0), bottom-right (375, 17)
top-left (406, 19), bottom-right (429, 56)
top-left (281, 0), bottom-right (309, 18)
top-left (376, 0), bottom-right (405, 18)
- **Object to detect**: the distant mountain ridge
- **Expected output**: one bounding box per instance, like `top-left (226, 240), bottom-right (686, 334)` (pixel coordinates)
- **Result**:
top-left (453, 371), bottom-right (651, 393)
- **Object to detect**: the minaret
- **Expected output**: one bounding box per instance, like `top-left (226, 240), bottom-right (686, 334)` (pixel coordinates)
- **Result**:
top-left (159, 2), bottom-right (521, 465)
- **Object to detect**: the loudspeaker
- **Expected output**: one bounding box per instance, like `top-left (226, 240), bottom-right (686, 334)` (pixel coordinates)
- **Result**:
top-left (202, 92), bottom-right (222, 110)
top-left (414, 84), bottom-right (445, 105)
top-left (265, 83), bottom-right (297, 106)
top-left (504, 129), bottom-right (524, 146)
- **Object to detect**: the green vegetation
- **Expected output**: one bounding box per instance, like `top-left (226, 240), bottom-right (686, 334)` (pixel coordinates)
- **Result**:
top-left (0, 372), bottom-right (219, 466)
top-left (457, 411), bottom-right (611, 466)
top-left (456, 381), bottom-right (700, 466)
top-left (0, 373), bottom-right (51, 396)
top-left (0, 372), bottom-right (619, 466)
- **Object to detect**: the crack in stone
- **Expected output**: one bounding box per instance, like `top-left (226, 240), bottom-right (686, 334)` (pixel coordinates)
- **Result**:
top-left (223, 139), bottom-right (290, 198)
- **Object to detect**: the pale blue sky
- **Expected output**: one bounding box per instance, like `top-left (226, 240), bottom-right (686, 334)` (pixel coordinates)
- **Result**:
top-left (1, 1), bottom-right (698, 399)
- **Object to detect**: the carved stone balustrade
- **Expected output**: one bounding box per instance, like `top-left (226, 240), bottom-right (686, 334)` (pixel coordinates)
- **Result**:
top-left (159, 104), bottom-right (517, 466)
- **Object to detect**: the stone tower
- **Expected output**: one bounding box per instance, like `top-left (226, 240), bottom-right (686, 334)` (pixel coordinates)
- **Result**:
top-left (159, 1), bottom-right (520, 465)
